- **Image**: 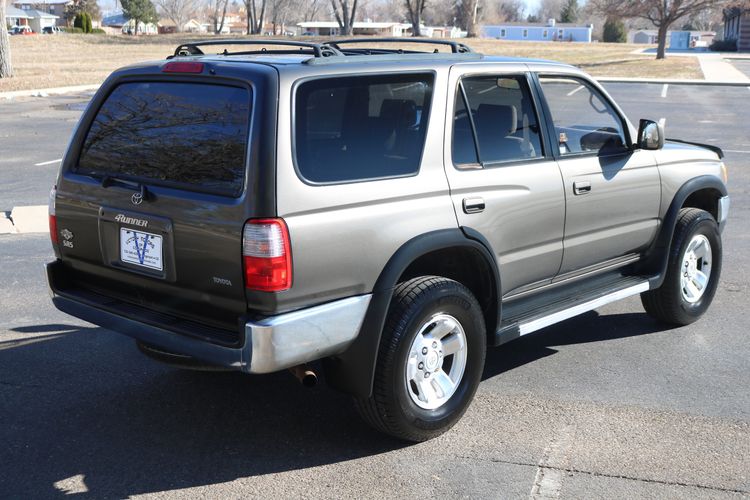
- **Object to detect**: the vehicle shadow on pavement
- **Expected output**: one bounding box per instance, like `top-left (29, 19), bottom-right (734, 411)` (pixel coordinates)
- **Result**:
top-left (0, 325), bottom-right (406, 498)
top-left (482, 312), bottom-right (678, 380)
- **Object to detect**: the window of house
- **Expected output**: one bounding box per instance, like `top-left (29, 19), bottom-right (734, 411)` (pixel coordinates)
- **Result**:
top-left (523, 29), bottom-right (528, 38)
top-left (558, 29), bottom-right (564, 38)
top-left (295, 73), bottom-right (434, 183)
top-left (500, 28), bottom-right (506, 37)
top-left (452, 75), bottom-right (544, 166)
top-left (543, 30), bottom-right (548, 38)
top-left (538, 76), bottom-right (628, 157)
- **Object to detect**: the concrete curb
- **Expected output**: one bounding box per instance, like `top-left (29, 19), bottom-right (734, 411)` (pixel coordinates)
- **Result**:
top-left (596, 77), bottom-right (750, 86)
top-left (2, 205), bottom-right (49, 234)
top-left (0, 84), bottom-right (101, 100)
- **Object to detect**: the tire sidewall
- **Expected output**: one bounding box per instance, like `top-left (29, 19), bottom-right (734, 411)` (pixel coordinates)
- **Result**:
top-left (670, 214), bottom-right (722, 319)
top-left (390, 284), bottom-right (486, 433)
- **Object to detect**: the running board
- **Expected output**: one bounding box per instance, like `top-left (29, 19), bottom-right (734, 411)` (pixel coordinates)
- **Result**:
top-left (494, 274), bottom-right (650, 346)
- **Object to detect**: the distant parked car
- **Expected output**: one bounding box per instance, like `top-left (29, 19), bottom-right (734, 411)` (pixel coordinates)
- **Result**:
top-left (301, 31), bottom-right (315, 36)
top-left (42, 26), bottom-right (63, 34)
top-left (10, 25), bottom-right (35, 35)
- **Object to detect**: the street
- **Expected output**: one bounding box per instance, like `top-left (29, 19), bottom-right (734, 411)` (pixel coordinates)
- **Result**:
top-left (1, 82), bottom-right (748, 498)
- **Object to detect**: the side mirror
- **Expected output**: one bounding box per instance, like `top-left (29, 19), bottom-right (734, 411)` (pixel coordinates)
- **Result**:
top-left (637, 119), bottom-right (664, 150)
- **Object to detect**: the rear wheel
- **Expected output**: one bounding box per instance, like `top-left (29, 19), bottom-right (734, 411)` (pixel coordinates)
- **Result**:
top-left (641, 208), bottom-right (722, 325)
top-left (355, 276), bottom-right (486, 442)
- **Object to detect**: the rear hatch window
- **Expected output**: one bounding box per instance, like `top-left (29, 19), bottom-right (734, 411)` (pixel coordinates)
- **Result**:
top-left (75, 81), bottom-right (251, 197)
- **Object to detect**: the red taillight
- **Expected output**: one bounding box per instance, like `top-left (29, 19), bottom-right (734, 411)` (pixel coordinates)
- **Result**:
top-left (162, 61), bottom-right (204, 74)
top-left (242, 218), bottom-right (292, 292)
top-left (49, 186), bottom-right (58, 244)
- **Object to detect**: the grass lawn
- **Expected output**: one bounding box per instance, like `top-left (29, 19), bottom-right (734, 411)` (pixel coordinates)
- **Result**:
top-left (2, 34), bottom-right (703, 92)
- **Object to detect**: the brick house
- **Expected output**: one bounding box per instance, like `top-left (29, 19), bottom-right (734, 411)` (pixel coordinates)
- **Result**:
top-left (724, 3), bottom-right (750, 51)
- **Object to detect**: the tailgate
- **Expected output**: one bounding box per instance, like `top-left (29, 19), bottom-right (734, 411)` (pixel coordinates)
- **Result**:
top-left (52, 71), bottom-right (276, 345)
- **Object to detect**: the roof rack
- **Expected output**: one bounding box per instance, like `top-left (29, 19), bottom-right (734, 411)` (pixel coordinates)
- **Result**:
top-left (170, 40), bottom-right (342, 59)
top-left (324, 38), bottom-right (474, 55)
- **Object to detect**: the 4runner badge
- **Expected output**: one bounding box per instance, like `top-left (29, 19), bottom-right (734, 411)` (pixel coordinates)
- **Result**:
top-left (114, 214), bottom-right (148, 227)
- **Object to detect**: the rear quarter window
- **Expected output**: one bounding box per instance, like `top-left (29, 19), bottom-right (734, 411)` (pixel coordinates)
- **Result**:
top-left (294, 73), bottom-right (434, 184)
top-left (76, 81), bottom-right (251, 197)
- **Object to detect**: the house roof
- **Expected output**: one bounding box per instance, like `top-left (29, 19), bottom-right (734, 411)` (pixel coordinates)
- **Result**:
top-left (483, 22), bottom-right (592, 29)
top-left (297, 21), bottom-right (407, 29)
top-left (25, 9), bottom-right (59, 18)
top-left (13, 0), bottom-right (71, 5)
top-left (5, 6), bottom-right (31, 18)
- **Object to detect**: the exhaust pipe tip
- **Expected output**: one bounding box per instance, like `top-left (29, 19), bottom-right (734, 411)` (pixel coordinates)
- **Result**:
top-left (290, 365), bottom-right (317, 388)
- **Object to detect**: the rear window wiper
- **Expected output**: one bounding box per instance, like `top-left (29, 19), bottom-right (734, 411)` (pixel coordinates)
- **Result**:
top-left (101, 175), bottom-right (150, 202)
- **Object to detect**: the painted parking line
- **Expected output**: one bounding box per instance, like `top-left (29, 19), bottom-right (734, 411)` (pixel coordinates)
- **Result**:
top-left (661, 84), bottom-right (669, 98)
top-left (724, 150), bottom-right (750, 154)
top-left (34, 158), bottom-right (62, 167)
top-left (567, 85), bottom-right (585, 96)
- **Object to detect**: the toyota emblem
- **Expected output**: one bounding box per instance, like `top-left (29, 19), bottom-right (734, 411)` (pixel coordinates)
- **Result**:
top-left (131, 192), bottom-right (143, 205)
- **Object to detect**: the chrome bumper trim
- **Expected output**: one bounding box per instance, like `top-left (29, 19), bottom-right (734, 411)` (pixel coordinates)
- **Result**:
top-left (245, 294), bottom-right (372, 374)
top-left (718, 195), bottom-right (730, 228)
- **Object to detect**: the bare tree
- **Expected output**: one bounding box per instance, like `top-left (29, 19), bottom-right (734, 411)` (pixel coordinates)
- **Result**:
top-left (590, 0), bottom-right (729, 59)
top-left (405, 0), bottom-right (426, 36)
top-left (155, 0), bottom-right (200, 31)
top-left (268, 0), bottom-right (293, 33)
top-left (245, 0), bottom-right (267, 33)
top-left (209, 0), bottom-right (230, 33)
top-left (535, 0), bottom-right (563, 22)
top-left (301, 0), bottom-right (322, 21)
top-left (330, 0), bottom-right (358, 35)
top-left (0, 0), bottom-right (12, 79)
top-left (455, 0), bottom-right (481, 37)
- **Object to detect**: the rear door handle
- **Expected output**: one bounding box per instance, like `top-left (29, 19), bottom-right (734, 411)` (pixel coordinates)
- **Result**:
top-left (462, 197), bottom-right (485, 214)
top-left (573, 181), bottom-right (591, 195)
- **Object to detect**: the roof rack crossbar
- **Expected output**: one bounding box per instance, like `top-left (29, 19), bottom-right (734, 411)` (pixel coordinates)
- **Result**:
top-left (171, 40), bottom-right (342, 58)
top-left (324, 38), bottom-right (474, 54)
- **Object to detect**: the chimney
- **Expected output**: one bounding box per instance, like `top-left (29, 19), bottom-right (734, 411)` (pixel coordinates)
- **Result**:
top-left (548, 19), bottom-right (556, 27)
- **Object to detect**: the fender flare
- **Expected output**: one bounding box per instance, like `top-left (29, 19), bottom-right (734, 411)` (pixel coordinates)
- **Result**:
top-left (639, 175), bottom-right (727, 287)
top-left (323, 228), bottom-right (501, 398)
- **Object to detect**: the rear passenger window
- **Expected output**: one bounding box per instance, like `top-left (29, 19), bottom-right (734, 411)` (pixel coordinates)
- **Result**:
top-left (452, 75), bottom-right (543, 166)
top-left (295, 73), bottom-right (434, 183)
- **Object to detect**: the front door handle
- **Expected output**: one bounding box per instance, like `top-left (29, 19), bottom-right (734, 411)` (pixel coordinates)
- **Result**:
top-left (463, 197), bottom-right (485, 214)
top-left (573, 181), bottom-right (591, 195)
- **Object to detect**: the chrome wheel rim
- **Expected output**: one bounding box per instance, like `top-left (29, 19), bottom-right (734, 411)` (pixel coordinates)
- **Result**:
top-left (405, 313), bottom-right (467, 410)
top-left (680, 234), bottom-right (712, 304)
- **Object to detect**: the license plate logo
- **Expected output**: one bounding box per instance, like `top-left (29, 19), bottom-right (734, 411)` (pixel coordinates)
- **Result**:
top-left (120, 228), bottom-right (163, 271)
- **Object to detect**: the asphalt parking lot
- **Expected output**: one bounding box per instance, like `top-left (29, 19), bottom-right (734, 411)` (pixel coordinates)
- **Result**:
top-left (1, 83), bottom-right (749, 498)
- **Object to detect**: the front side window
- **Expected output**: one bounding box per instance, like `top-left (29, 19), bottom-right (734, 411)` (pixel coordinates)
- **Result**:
top-left (452, 75), bottom-right (544, 166)
top-left (538, 76), bottom-right (627, 156)
top-left (295, 73), bottom-right (434, 183)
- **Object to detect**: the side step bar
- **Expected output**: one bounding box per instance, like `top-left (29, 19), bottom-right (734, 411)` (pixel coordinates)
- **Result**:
top-left (495, 274), bottom-right (650, 346)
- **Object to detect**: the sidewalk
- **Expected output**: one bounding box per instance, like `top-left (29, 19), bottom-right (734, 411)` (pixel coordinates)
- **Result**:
top-left (631, 48), bottom-right (750, 83)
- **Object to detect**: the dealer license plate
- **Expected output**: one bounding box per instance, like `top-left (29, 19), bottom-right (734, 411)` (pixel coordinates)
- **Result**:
top-left (120, 228), bottom-right (163, 271)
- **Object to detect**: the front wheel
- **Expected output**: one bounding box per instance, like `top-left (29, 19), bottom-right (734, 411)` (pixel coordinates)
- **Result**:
top-left (355, 276), bottom-right (486, 442)
top-left (641, 208), bottom-right (722, 325)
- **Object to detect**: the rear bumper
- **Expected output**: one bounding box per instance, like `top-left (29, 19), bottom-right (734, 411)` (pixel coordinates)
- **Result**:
top-left (47, 261), bottom-right (371, 374)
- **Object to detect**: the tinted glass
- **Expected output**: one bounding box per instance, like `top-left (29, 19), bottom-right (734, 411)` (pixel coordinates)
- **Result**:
top-left (295, 74), bottom-right (434, 183)
top-left (454, 75), bottom-right (543, 166)
top-left (77, 82), bottom-right (251, 197)
top-left (539, 77), bottom-right (627, 156)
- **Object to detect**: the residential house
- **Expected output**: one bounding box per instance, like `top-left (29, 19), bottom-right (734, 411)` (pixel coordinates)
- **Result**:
top-left (157, 18), bottom-right (206, 34)
top-left (630, 29), bottom-right (661, 44)
top-left (724, 4), bottom-right (750, 51)
top-left (13, 0), bottom-right (71, 26)
top-left (5, 5), bottom-right (31, 27)
top-left (102, 12), bottom-right (158, 34)
top-left (5, 6), bottom-right (58, 31)
top-left (670, 30), bottom-right (716, 49)
top-left (482, 19), bottom-right (593, 42)
top-left (297, 21), bottom-right (408, 37)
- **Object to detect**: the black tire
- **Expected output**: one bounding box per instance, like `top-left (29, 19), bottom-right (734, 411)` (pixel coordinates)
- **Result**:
top-left (641, 208), bottom-right (722, 325)
top-left (354, 276), bottom-right (486, 442)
